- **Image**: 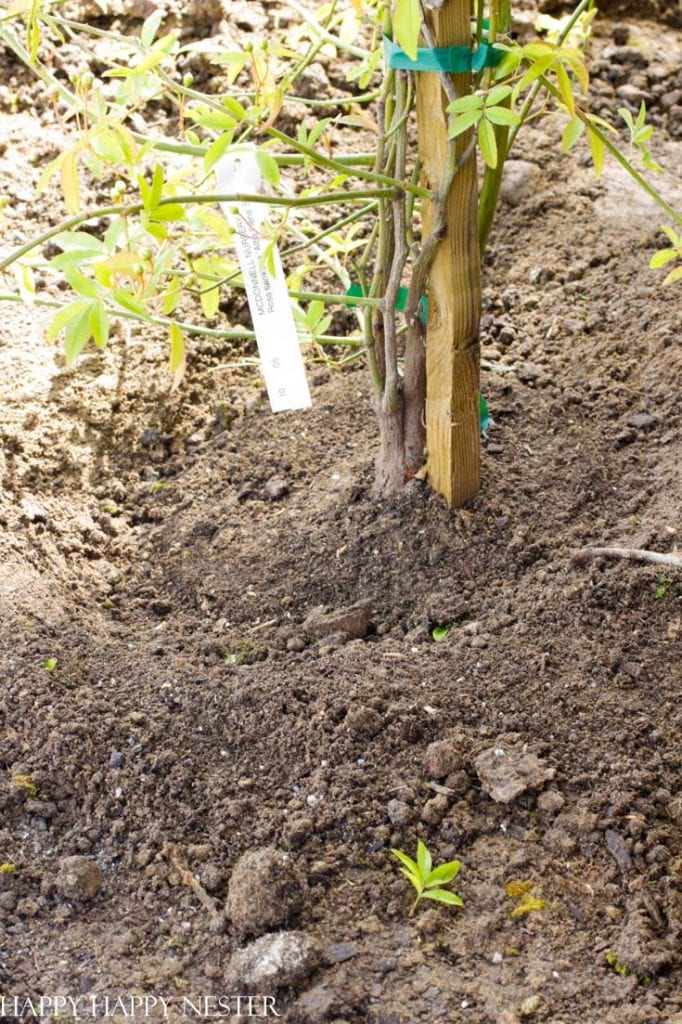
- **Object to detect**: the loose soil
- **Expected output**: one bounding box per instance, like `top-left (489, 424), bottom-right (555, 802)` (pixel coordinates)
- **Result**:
top-left (0, 4), bottom-right (681, 1024)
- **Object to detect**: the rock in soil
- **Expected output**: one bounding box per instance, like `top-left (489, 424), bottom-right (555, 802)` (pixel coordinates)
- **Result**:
top-left (55, 856), bottom-right (102, 901)
top-left (302, 601), bottom-right (373, 640)
top-left (223, 931), bottom-right (321, 992)
top-left (225, 847), bottom-right (306, 938)
top-left (474, 743), bottom-right (555, 804)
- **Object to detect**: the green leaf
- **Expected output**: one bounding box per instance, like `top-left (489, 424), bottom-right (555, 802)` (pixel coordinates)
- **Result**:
top-left (431, 623), bottom-right (450, 642)
top-left (89, 301), bottom-right (109, 349)
top-left (485, 84), bottom-right (513, 107)
top-left (113, 290), bottom-right (153, 320)
top-left (588, 127), bottom-right (605, 177)
top-left (141, 8), bottom-right (164, 47)
top-left (556, 61), bottom-right (575, 116)
top-left (485, 106), bottom-right (521, 127)
top-left (391, 848), bottom-right (419, 875)
top-left (421, 888), bottom-right (464, 906)
top-left (46, 300), bottom-right (91, 342)
top-left (417, 841), bottom-right (432, 880)
top-left (448, 109), bottom-right (482, 139)
top-left (256, 150), bottom-right (281, 187)
top-left (479, 118), bottom-right (498, 169)
top-left (399, 866), bottom-right (422, 894)
top-left (425, 860), bottom-right (461, 887)
top-left (64, 306), bottom-right (93, 366)
top-left (393, 0), bottom-right (421, 62)
top-left (54, 231), bottom-right (106, 254)
top-left (562, 116), bottom-right (584, 152)
top-left (664, 265), bottom-right (682, 285)
top-left (204, 131), bottom-right (236, 173)
top-left (43, 657), bottom-right (57, 672)
top-left (64, 269), bottom-right (99, 299)
top-left (649, 248), bottom-right (677, 269)
top-left (447, 94), bottom-right (484, 114)
top-left (150, 203), bottom-right (186, 223)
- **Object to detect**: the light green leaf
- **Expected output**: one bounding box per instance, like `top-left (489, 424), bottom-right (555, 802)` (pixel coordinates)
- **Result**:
top-left (649, 248), bottom-right (677, 269)
top-left (141, 8), bottom-right (164, 47)
top-left (399, 866), bottom-right (422, 893)
top-left (485, 106), bottom-right (521, 127)
top-left (485, 84), bottom-right (513, 107)
top-left (391, 848), bottom-right (419, 875)
top-left (46, 300), bottom-right (91, 342)
top-left (65, 269), bottom-right (99, 299)
top-left (425, 860), bottom-right (461, 887)
top-left (431, 623), bottom-right (450, 642)
top-left (448, 109), bottom-right (482, 139)
top-left (479, 118), bottom-right (498, 169)
top-left (664, 265), bottom-right (682, 285)
top-left (447, 94), bottom-right (484, 114)
top-left (421, 888), bottom-right (464, 906)
top-left (169, 321), bottom-right (186, 392)
top-left (89, 301), bottom-right (109, 349)
top-left (588, 127), bottom-right (605, 177)
top-left (417, 840), bottom-right (432, 880)
top-left (393, 0), bottom-right (421, 62)
top-left (64, 306), bottom-right (93, 366)
top-left (562, 116), bottom-right (584, 152)
top-left (256, 149), bottom-right (281, 187)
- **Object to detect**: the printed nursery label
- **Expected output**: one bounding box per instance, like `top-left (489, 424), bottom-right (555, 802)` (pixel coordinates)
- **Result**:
top-left (215, 151), bottom-right (311, 413)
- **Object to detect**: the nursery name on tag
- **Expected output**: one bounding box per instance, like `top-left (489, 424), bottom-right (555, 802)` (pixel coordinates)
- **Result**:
top-left (215, 151), bottom-right (311, 413)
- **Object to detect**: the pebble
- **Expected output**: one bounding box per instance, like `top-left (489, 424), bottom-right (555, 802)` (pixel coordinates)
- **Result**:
top-left (225, 847), bottom-right (305, 937)
top-left (423, 739), bottom-right (462, 778)
top-left (387, 799), bottom-right (414, 826)
top-left (264, 476), bottom-right (289, 500)
top-left (421, 793), bottom-right (449, 825)
top-left (109, 751), bottom-right (124, 769)
top-left (223, 931), bottom-right (321, 993)
top-left (475, 743), bottom-right (555, 804)
top-left (537, 790), bottom-right (565, 815)
top-left (56, 856), bottom-right (102, 901)
top-left (500, 160), bottom-right (543, 208)
top-left (324, 941), bottom-right (357, 964)
top-left (627, 412), bottom-right (656, 430)
top-left (303, 601), bottom-right (373, 641)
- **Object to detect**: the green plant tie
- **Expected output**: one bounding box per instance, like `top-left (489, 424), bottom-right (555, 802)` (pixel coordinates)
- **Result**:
top-left (346, 283), bottom-right (428, 325)
top-left (383, 36), bottom-right (504, 74)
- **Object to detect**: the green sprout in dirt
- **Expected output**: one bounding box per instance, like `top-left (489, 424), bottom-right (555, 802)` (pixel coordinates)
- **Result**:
top-left (391, 840), bottom-right (463, 917)
top-left (42, 656), bottom-right (57, 672)
top-left (504, 878), bottom-right (554, 919)
top-left (649, 225), bottom-right (682, 286)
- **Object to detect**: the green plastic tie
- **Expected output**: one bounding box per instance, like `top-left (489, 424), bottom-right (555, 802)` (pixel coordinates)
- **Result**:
top-left (346, 283), bottom-right (428, 326)
top-left (383, 35), bottom-right (504, 74)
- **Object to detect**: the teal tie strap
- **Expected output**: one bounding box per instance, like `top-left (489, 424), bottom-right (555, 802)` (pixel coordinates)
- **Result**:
top-left (383, 35), bottom-right (504, 73)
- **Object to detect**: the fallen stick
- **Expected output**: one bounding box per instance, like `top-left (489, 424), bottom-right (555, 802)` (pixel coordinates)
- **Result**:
top-left (572, 546), bottom-right (682, 569)
top-left (166, 846), bottom-right (221, 919)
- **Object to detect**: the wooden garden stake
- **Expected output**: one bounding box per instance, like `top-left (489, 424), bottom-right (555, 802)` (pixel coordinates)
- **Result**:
top-left (416, 0), bottom-right (481, 506)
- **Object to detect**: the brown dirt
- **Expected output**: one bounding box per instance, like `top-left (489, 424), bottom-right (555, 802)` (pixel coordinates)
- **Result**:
top-left (0, 4), bottom-right (681, 1024)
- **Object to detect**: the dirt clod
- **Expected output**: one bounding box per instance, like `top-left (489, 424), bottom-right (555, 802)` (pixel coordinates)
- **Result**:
top-left (225, 847), bottom-right (306, 938)
top-left (55, 856), bottom-right (102, 901)
top-left (223, 930), bottom-right (321, 993)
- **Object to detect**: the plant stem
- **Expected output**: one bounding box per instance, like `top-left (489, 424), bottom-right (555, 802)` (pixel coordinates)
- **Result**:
top-left (0, 292), bottom-right (363, 346)
top-left (0, 190), bottom-right (395, 272)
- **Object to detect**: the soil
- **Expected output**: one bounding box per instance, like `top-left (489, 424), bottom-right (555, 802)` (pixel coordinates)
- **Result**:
top-left (0, 3), bottom-right (681, 1024)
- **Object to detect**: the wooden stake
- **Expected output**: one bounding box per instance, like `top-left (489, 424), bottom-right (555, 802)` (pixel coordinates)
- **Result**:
top-left (416, 0), bottom-right (481, 507)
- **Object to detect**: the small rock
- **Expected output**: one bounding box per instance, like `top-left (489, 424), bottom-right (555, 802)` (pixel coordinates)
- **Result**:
top-left (424, 739), bottom-right (462, 778)
top-left (56, 856), bottom-right (102, 901)
top-left (500, 160), bottom-right (543, 207)
top-left (303, 602), bottom-right (373, 641)
top-left (225, 847), bottom-right (305, 938)
top-left (616, 83), bottom-right (653, 106)
top-left (19, 496), bottom-right (48, 523)
top-left (537, 790), bottom-right (565, 815)
top-left (224, 931), bottom-right (321, 992)
top-left (474, 743), bottom-right (555, 804)
top-left (264, 476), bottom-right (289, 500)
top-left (605, 829), bottom-right (633, 874)
top-left (627, 412), bottom-right (656, 430)
top-left (109, 751), bottom-right (124, 769)
top-left (387, 799), bottom-right (414, 827)
top-left (421, 794), bottom-right (449, 825)
top-left (325, 941), bottom-right (357, 964)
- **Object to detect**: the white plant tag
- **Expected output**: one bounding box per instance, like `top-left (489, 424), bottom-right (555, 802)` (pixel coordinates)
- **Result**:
top-left (215, 150), bottom-right (311, 413)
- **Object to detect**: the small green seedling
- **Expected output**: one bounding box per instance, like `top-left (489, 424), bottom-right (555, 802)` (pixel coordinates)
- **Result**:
top-left (42, 657), bottom-right (57, 672)
top-left (431, 623), bottom-right (450, 642)
top-left (391, 841), bottom-right (463, 917)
